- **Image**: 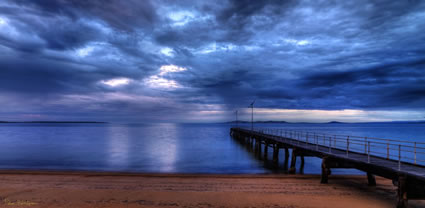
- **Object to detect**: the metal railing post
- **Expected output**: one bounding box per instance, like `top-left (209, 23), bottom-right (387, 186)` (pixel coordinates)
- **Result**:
top-left (368, 141), bottom-right (370, 163)
top-left (329, 137), bottom-right (331, 153)
top-left (346, 136), bottom-right (349, 157)
top-left (386, 140), bottom-right (389, 160)
top-left (364, 137), bottom-right (367, 154)
top-left (398, 144), bottom-right (401, 171)
top-left (306, 132), bottom-right (309, 144)
top-left (297, 132), bottom-right (300, 145)
top-left (316, 135), bottom-right (318, 150)
top-left (414, 142), bottom-right (417, 165)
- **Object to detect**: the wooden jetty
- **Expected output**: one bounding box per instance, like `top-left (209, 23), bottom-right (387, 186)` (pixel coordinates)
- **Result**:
top-left (230, 127), bottom-right (425, 208)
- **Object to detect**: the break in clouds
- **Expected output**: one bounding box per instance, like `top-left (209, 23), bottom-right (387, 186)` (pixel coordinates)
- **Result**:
top-left (0, 0), bottom-right (425, 122)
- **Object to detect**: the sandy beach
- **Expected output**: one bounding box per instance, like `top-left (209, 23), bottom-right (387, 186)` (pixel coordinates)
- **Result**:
top-left (0, 171), bottom-right (423, 208)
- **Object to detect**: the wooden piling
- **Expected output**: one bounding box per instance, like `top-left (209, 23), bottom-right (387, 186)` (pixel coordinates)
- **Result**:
top-left (264, 143), bottom-right (268, 159)
top-left (273, 144), bottom-right (279, 165)
top-left (397, 176), bottom-right (408, 208)
top-left (321, 157), bottom-right (331, 184)
top-left (253, 138), bottom-right (258, 155)
top-left (300, 155), bottom-right (305, 174)
top-left (367, 173), bottom-right (376, 186)
top-left (257, 140), bottom-right (262, 157)
top-left (289, 149), bottom-right (297, 174)
top-left (283, 147), bottom-right (289, 171)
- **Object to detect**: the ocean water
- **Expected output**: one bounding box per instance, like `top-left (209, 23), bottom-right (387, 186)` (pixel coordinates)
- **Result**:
top-left (0, 122), bottom-right (423, 174)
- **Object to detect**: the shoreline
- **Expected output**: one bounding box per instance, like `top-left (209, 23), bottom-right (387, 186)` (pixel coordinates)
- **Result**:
top-left (0, 170), bottom-right (424, 207)
top-left (0, 169), bottom-right (363, 177)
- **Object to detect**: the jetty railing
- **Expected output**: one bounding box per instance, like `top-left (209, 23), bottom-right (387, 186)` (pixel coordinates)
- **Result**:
top-left (239, 127), bottom-right (425, 169)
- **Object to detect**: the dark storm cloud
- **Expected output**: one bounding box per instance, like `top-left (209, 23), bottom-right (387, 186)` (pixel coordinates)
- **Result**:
top-left (0, 56), bottom-right (123, 94)
top-left (40, 22), bottom-right (100, 51)
top-left (296, 58), bottom-right (425, 109)
top-left (216, 0), bottom-right (295, 27)
top-left (11, 0), bottom-right (158, 31)
top-left (302, 59), bottom-right (425, 88)
top-left (0, 0), bottom-right (425, 122)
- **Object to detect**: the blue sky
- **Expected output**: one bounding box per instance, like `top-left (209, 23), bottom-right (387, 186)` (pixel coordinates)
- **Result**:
top-left (0, 0), bottom-right (424, 123)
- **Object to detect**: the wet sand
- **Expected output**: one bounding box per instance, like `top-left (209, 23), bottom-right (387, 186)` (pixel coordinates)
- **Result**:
top-left (0, 171), bottom-right (423, 208)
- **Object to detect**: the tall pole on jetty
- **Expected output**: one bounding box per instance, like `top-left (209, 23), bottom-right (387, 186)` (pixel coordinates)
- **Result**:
top-left (250, 100), bottom-right (255, 131)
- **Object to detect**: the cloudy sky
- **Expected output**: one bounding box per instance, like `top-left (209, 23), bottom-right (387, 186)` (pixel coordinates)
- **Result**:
top-left (0, 0), bottom-right (424, 123)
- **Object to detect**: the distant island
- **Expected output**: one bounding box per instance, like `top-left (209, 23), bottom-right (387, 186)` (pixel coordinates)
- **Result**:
top-left (0, 121), bottom-right (108, 124)
top-left (227, 120), bottom-right (288, 123)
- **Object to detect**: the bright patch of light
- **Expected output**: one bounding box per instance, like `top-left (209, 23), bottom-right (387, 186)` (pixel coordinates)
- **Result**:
top-left (145, 65), bottom-right (187, 89)
top-left (0, 16), bottom-right (44, 46)
top-left (107, 126), bottom-right (129, 169)
top-left (159, 64), bottom-right (187, 75)
top-left (76, 46), bottom-right (94, 57)
top-left (225, 44), bottom-right (236, 50)
top-left (146, 75), bottom-right (182, 89)
top-left (100, 78), bottom-right (132, 87)
top-left (0, 17), bottom-right (6, 25)
top-left (168, 11), bottom-right (195, 26)
top-left (284, 39), bottom-right (311, 46)
top-left (160, 47), bottom-right (174, 57)
top-left (197, 43), bottom-right (236, 54)
top-left (199, 42), bottom-right (217, 54)
top-left (244, 45), bottom-right (261, 51)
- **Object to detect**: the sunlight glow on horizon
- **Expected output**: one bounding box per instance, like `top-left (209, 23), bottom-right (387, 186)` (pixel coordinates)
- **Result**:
top-left (225, 108), bottom-right (425, 123)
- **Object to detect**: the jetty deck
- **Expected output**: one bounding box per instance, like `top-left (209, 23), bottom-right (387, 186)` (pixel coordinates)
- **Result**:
top-left (230, 127), bottom-right (425, 208)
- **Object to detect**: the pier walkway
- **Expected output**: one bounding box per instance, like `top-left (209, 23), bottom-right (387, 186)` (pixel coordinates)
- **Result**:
top-left (230, 127), bottom-right (425, 208)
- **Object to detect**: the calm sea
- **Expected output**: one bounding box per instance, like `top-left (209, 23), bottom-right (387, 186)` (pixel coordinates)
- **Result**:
top-left (0, 123), bottom-right (424, 174)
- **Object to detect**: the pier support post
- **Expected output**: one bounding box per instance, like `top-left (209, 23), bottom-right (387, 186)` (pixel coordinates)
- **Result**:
top-left (321, 157), bottom-right (331, 184)
top-left (273, 144), bottom-right (279, 165)
top-left (289, 149), bottom-right (297, 174)
top-left (254, 139), bottom-right (259, 154)
top-left (257, 141), bottom-right (262, 158)
top-left (283, 148), bottom-right (289, 171)
top-left (248, 137), bottom-right (252, 150)
top-left (264, 143), bottom-right (268, 160)
top-left (367, 173), bottom-right (376, 186)
top-left (397, 176), bottom-right (408, 208)
top-left (300, 156), bottom-right (305, 174)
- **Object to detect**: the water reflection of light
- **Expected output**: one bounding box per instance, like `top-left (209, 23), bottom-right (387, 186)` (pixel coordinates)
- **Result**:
top-left (150, 123), bottom-right (178, 172)
top-left (107, 126), bottom-right (129, 169)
